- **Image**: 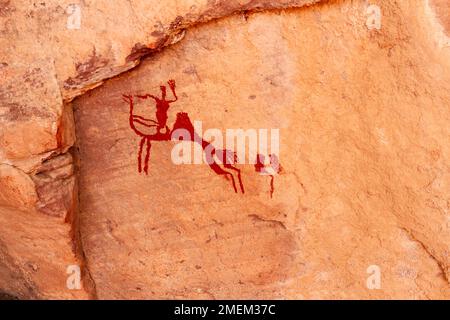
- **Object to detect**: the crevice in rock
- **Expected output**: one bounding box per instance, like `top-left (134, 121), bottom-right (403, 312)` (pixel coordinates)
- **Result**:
top-left (63, 2), bottom-right (325, 299)
top-left (248, 214), bottom-right (287, 230)
top-left (399, 227), bottom-right (449, 284)
top-left (31, 153), bottom-right (75, 218)
top-left (62, 0), bottom-right (323, 102)
top-left (69, 146), bottom-right (98, 299)
top-left (2, 0), bottom-right (450, 300)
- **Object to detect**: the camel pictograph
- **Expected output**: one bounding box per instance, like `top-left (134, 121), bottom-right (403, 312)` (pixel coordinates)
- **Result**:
top-left (123, 79), bottom-right (278, 195)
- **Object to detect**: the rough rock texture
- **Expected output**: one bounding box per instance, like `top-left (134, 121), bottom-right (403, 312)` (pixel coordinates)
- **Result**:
top-left (1, 0), bottom-right (319, 164)
top-left (0, 0), bottom-right (319, 299)
top-left (1, 0), bottom-right (450, 299)
top-left (431, 0), bottom-right (450, 33)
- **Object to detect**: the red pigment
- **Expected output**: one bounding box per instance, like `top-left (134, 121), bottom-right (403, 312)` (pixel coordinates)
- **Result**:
top-left (255, 153), bottom-right (281, 198)
top-left (124, 80), bottom-right (282, 197)
top-left (123, 80), bottom-right (176, 174)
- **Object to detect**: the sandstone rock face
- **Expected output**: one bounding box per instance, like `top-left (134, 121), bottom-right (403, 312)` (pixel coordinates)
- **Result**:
top-left (0, 0), bottom-right (319, 299)
top-left (1, 0), bottom-right (450, 299)
top-left (431, 0), bottom-right (450, 34)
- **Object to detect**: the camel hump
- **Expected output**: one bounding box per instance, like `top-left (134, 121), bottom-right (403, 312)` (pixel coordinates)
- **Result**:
top-left (173, 112), bottom-right (194, 132)
top-left (176, 112), bottom-right (189, 120)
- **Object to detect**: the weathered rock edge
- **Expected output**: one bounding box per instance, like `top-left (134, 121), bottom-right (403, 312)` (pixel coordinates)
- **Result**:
top-left (0, 0), bottom-right (322, 299)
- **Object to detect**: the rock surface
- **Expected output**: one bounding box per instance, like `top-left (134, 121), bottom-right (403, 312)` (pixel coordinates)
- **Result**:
top-left (1, 0), bottom-right (450, 299)
top-left (0, 0), bottom-right (319, 299)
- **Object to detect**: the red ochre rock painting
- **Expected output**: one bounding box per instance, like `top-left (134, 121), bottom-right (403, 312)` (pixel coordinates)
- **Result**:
top-left (122, 80), bottom-right (280, 196)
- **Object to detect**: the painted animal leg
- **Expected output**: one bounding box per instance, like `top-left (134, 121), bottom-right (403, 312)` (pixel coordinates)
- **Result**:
top-left (270, 175), bottom-right (274, 198)
top-left (224, 164), bottom-right (245, 194)
top-left (143, 138), bottom-right (152, 175)
top-left (223, 172), bottom-right (238, 193)
top-left (138, 137), bottom-right (146, 173)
